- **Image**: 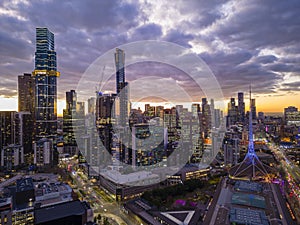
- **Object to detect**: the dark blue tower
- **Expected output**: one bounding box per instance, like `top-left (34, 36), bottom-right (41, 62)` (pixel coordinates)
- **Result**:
top-left (33, 28), bottom-right (60, 141)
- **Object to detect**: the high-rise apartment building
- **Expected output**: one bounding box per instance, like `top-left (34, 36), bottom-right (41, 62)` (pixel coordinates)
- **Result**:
top-left (63, 90), bottom-right (78, 155)
top-left (18, 73), bottom-right (35, 113)
top-left (0, 111), bottom-right (25, 171)
top-left (32, 28), bottom-right (59, 141)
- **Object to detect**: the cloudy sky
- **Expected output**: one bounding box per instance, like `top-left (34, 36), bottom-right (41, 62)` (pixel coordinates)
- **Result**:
top-left (0, 0), bottom-right (299, 114)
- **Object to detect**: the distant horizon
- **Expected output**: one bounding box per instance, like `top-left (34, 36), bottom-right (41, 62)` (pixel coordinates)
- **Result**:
top-left (0, 96), bottom-right (288, 118)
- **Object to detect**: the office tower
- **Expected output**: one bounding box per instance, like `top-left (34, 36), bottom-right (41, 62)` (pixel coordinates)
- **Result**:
top-left (16, 112), bottom-right (33, 164)
top-left (114, 48), bottom-right (129, 126)
top-left (1, 145), bottom-right (23, 172)
top-left (63, 90), bottom-right (78, 155)
top-left (250, 98), bottom-right (257, 120)
top-left (191, 103), bottom-right (200, 119)
top-left (223, 137), bottom-right (240, 166)
top-left (226, 98), bottom-right (238, 127)
top-left (284, 106), bottom-right (298, 124)
top-left (95, 93), bottom-right (122, 164)
top-left (258, 112), bottom-right (264, 122)
top-left (0, 111), bottom-right (16, 150)
top-left (0, 111), bottom-right (18, 171)
top-left (131, 124), bottom-right (166, 167)
top-left (32, 27), bottom-right (60, 141)
top-left (144, 104), bottom-right (155, 117)
top-left (210, 99), bottom-right (215, 128)
top-left (18, 73), bottom-right (35, 113)
top-left (33, 138), bottom-right (53, 166)
top-left (87, 97), bottom-right (96, 114)
top-left (155, 106), bottom-right (164, 118)
top-left (237, 92), bottom-right (245, 124)
top-left (214, 109), bottom-right (221, 128)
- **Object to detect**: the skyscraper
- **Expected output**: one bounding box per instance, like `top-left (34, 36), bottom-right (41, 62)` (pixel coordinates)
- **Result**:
top-left (237, 92), bottom-right (245, 123)
top-left (201, 98), bottom-right (211, 138)
top-left (63, 90), bottom-right (78, 155)
top-left (251, 98), bottom-right (257, 120)
top-left (18, 73), bottom-right (35, 113)
top-left (114, 48), bottom-right (129, 126)
top-left (226, 98), bottom-right (238, 127)
top-left (32, 27), bottom-right (60, 141)
top-left (230, 87), bottom-right (269, 179)
top-left (115, 48), bottom-right (125, 94)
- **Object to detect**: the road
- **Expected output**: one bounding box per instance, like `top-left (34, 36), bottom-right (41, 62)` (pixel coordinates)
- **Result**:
top-left (59, 157), bottom-right (139, 225)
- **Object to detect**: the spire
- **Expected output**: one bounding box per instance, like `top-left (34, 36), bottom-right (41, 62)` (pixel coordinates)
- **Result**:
top-left (229, 85), bottom-right (270, 180)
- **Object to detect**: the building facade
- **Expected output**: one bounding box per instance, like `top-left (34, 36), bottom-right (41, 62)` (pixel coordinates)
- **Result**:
top-left (32, 27), bottom-right (59, 142)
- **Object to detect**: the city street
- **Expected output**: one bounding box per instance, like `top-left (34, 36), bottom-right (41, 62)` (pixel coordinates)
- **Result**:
top-left (59, 158), bottom-right (139, 225)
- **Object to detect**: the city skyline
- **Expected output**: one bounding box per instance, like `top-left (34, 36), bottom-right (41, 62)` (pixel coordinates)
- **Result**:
top-left (0, 1), bottom-right (300, 114)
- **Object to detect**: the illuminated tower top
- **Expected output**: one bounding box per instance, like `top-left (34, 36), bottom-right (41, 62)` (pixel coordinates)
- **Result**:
top-left (33, 28), bottom-right (59, 77)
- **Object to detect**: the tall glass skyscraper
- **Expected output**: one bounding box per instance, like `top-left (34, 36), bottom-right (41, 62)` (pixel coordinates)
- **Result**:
top-left (115, 48), bottom-right (125, 94)
top-left (114, 48), bottom-right (129, 126)
top-left (32, 28), bottom-right (60, 141)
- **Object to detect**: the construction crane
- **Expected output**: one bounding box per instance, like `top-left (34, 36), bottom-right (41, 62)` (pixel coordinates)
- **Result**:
top-left (95, 65), bottom-right (106, 97)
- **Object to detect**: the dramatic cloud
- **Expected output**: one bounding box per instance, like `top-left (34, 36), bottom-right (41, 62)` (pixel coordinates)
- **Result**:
top-left (0, 0), bottom-right (299, 108)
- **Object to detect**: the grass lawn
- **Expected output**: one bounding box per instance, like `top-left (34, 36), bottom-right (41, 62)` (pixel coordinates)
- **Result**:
top-left (142, 177), bottom-right (220, 210)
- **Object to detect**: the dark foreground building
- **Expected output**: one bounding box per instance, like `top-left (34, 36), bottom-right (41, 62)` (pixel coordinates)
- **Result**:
top-left (34, 200), bottom-right (92, 225)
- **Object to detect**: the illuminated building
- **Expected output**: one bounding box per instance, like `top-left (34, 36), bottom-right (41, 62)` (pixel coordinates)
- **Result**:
top-left (32, 27), bottom-right (59, 142)
top-left (144, 104), bottom-right (155, 117)
top-left (18, 73), bottom-right (35, 113)
top-left (285, 111), bottom-right (300, 126)
top-left (33, 138), bottom-right (53, 166)
top-left (1, 144), bottom-right (23, 171)
top-left (96, 93), bottom-right (117, 161)
top-left (131, 123), bottom-right (166, 167)
top-left (191, 103), bottom-right (200, 119)
top-left (223, 137), bottom-right (239, 166)
top-left (0, 197), bottom-right (12, 225)
top-left (16, 112), bottom-right (34, 164)
top-left (0, 111), bottom-right (18, 171)
top-left (230, 87), bottom-right (269, 179)
top-left (63, 90), bottom-right (79, 155)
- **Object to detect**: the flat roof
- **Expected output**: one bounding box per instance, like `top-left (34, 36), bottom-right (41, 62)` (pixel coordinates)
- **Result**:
top-left (34, 200), bottom-right (86, 224)
top-left (231, 192), bottom-right (266, 209)
top-left (100, 170), bottom-right (159, 185)
top-left (229, 207), bottom-right (269, 225)
top-left (234, 180), bottom-right (263, 193)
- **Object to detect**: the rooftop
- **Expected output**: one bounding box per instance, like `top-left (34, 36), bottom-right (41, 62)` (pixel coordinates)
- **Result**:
top-left (234, 180), bottom-right (263, 193)
top-left (231, 192), bottom-right (266, 209)
top-left (100, 170), bottom-right (159, 185)
top-left (229, 207), bottom-right (269, 225)
top-left (34, 200), bottom-right (87, 224)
